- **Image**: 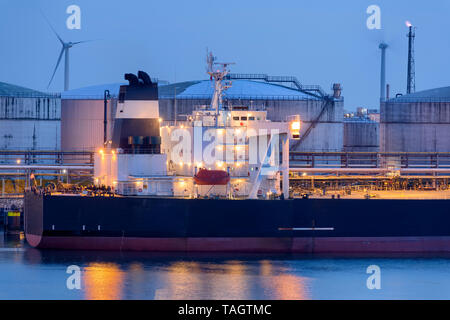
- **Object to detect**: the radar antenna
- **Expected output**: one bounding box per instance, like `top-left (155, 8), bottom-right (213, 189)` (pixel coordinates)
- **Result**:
top-left (206, 50), bottom-right (235, 127)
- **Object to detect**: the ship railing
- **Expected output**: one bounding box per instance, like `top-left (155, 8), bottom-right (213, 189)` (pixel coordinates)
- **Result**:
top-left (289, 152), bottom-right (450, 170)
top-left (382, 97), bottom-right (450, 103)
top-left (0, 92), bottom-right (60, 98)
top-left (224, 73), bottom-right (328, 98)
top-left (160, 94), bottom-right (322, 101)
top-left (119, 148), bottom-right (161, 155)
top-left (0, 150), bottom-right (94, 165)
top-left (191, 104), bottom-right (267, 112)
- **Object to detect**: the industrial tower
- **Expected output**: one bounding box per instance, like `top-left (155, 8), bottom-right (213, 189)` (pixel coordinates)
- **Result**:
top-left (379, 43), bottom-right (388, 101)
top-left (406, 22), bottom-right (416, 94)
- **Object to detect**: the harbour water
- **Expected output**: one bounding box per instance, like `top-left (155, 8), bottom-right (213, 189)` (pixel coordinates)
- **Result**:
top-left (1, 232), bottom-right (450, 300)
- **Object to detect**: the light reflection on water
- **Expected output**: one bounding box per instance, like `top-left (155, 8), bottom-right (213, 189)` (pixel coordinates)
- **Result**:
top-left (83, 263), bottom-right (125, 300)
top-left (2, 232), bottom-right (450, 300)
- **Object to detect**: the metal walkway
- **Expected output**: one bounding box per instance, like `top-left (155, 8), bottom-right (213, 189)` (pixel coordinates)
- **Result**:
top-left (289, 152), bottom-right (450, 180)
top-left (224, 73), bottom-right (327, 98)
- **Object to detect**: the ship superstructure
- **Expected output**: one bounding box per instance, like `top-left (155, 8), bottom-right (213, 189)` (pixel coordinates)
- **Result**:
top-left (94, 53), bottom-right (296, 199)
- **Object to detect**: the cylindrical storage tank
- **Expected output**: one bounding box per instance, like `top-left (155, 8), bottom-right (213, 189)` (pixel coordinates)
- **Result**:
top-left (61, 99), bottom-right (117, 152)
top-left (61, 84), bottom-right (121, 152)
top-left (0, 82), bottom-right (61, 151)
top-left (344, 119), bottom-right (379, 152)
top-left (381, 87), bottom-right (450, 152)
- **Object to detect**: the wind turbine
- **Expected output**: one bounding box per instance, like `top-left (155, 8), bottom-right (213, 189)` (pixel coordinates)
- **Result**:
top-left (44, 16), bottom-right (91, 91)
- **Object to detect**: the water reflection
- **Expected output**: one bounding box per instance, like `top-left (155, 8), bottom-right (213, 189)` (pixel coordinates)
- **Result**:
top-left (268, 273), bottom-right (309, 300)
top-left (83, 262), bottom-right (124, 300)
top-left (76, 257), bottom-right (311, 299)
top-left (126, 262), bottom-right (147, 299)
top-left (2, 232), bottom-right (24, 248)
top-left (260, 260), bottom-right (310, 300)
top-left (4, 235), bottom-right (450, 300)
top-left (219, 260), bottom-right (249, 300)
top-left (155, 259), bottom-right (309, 300)
top-left (163, 261), bottom-right (203, 299)
top-left (0, 232), bottom-right (25, 265)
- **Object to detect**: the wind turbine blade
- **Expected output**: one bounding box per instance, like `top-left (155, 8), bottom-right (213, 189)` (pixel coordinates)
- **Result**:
top-left (40, 10), bottom-right (64, 45)
top-left (47, 47), bottom-right (65, 88)
top-left (72, 39), bottom-right (99, 45)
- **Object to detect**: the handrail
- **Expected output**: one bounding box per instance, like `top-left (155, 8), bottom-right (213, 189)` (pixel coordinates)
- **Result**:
top-left (224, 73), bottom-right (327, 98)
top-left (289, 151), bottom-right (450, 169)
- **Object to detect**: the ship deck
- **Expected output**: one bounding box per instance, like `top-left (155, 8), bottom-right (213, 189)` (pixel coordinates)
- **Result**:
top-left (302, 190), bottom-right (450, 200)
top-left (45, 190), bottom-right (450, 200)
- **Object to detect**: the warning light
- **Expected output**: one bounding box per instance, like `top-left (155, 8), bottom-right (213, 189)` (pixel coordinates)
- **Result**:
top-left (290, 120), bottom-right (301, 140)
top-left (291, 121), bottom-right (301, 131)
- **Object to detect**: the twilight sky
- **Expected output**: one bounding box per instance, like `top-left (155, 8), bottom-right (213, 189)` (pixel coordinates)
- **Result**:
top-left (0, 0), bottom-right (449, 110)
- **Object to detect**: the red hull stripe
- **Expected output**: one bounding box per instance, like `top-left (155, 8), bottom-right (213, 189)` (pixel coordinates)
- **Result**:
top-left (27, 234), bottom-right (450, 253)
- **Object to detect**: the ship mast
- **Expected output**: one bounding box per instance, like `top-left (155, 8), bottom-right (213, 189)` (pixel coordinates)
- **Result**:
top-left (206, 51), bottom-right (234, 127)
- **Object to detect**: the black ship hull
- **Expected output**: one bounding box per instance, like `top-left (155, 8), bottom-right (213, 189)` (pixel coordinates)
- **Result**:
top-left (24, 193), bottom-right (450, 253)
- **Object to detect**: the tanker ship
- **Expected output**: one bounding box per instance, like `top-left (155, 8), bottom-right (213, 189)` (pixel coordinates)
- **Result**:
top-left (24, 54), bottom-right (450, 253)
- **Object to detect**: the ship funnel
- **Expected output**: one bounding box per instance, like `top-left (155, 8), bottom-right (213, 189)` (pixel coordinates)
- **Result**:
top-left (124, 73), bottom-right (139, 86)
top-left (112, 71), bottom-right (160, 154)
top-left (138, 71), bottom-right (153, 85)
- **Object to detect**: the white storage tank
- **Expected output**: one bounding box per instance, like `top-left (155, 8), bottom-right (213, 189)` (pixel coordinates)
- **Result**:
top-left (0, 82), bottom-right (60, 151)
top-left (344, 119), bottom-right (379, 152)
top-left (61, 84), bottom-right (122, 152)
top-left (381, 87), bottom-right (450, 152)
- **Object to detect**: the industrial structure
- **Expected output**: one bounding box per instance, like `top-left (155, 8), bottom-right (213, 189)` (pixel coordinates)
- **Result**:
top-left (406, 22), bottom-right (416, 94)
top-left (0, 82), bottom-right (64, 198)
top-left (61, 83), bottom-right (121, 152)
top-left (0, 82), bottom-right (60, 152)
top-left (343, 108), bottom-right (380, 153)
top-left (381, 87), bottom-right (450, 153)
top-left (379, 43), bottom-right (388, 101)
top-left (61, 76), bottom-right (344, 153)
top-left (343, 118), bottom-right (379, 152)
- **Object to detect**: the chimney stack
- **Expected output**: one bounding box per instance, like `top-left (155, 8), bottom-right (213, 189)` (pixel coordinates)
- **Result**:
top-left (406, 24), bottom-right (416, 94)
top-left (379, 43), bottom-right (388, 101)
top-left (332, 83), bottom-right (342, 98)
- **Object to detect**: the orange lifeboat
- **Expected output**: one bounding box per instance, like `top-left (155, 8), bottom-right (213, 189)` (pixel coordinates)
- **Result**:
top-left (194, 168), bottom-right (230, 185)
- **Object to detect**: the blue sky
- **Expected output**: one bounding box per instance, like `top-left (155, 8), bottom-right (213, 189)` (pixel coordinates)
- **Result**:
top-left (0, 0), bottom-right (449, 110)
